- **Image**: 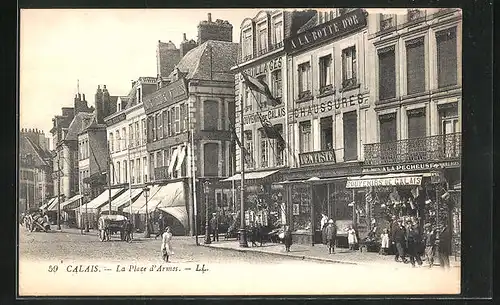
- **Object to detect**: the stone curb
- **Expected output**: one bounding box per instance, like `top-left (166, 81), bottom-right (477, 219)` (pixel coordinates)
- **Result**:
top-left (202, 244), bottom-right (360, 265)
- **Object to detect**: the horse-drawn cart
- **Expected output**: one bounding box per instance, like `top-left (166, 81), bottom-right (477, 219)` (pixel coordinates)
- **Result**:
top-left (97, 214), bottom-right (128, 242)
top-left (26, 212), bottom-right (50, 232)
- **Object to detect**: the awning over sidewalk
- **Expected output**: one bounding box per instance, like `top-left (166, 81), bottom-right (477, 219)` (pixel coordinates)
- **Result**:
top-left (138, 181), bottom-right (185, 213)
top-left (346, 173), bottom-right (423, 189)
top-left (46, 196), bottom-right (65, 211)
top-left (129, 185), bottom-right (161, 213)
top-left (61, 195), bottom-right (83, 211)
top-left (221, 170), bottom-right (279, 182)
top-left (40, 197), bottom-right (57, 210)
top-left (157, 206), bottom-right (189, 229)
top-left (100, 188), bottom-right (143, 213)
top-left (77, 188), bottom-right (124, 211)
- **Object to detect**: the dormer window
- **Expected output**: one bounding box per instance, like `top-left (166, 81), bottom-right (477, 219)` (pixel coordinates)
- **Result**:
top-left (271, 16), bottom-right (283, 49)
top-left (257, 22), bottom-right (268, 56)
top-left (242, 28), bottom-right (253, 61)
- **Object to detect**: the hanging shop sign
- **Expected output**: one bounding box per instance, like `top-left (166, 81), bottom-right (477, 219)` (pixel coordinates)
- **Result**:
top-left (361, 160), bottom-right (461, 174)
top-left (291, 93), bottom-right (367, 120)
top-left (105, 113), bottom-right (126, 127)
top-left (284, 9), bottom-right (367, 54)
top-left (299, 150), bottom-right (336, 166)
top-left (346, 175), bottom-right (423, 188)
top-left (241, 57), bottom-right (283, 77)
top-left (243, 106), bottom-right (286, 125)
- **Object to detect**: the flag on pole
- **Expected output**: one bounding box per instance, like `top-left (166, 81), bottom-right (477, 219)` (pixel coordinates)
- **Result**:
top-left (257, 114), bottom-right (286, 152)
top-left (241, 72), bottom-right (280, 107)
top-left (229, 121), bottom-right (253, 166)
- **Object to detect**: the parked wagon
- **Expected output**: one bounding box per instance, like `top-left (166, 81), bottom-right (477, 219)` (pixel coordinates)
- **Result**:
top-left (97, 214), bottom-right (128, 242)
top-left (27, 212), bottom-right (50, 232)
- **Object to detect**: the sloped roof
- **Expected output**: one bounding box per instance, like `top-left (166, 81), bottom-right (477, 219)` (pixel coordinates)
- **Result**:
top-left (23, 137), bottom-right (52, 167)
top-left (64, 112), bottom-right (96, 141)
top-left (169, 40), bottom-right (239, 82)
top-left (298, 13), bottom-right (318, 33)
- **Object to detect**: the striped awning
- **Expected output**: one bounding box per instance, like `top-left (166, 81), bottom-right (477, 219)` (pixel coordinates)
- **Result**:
top-left (77, 189), bottom-right (124, 211)
top-left (61, 195), bottom-right (83, 211)
top-left (101, 189), bottom-right (143, 213)
top-left (129, 185), bottom-right (161, 213)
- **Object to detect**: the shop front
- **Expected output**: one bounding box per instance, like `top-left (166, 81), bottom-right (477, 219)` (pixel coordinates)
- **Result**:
top-left (282, 162), bottom-right (363, 246)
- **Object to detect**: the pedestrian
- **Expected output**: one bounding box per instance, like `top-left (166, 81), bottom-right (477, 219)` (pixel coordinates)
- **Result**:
top-left (155, 213), bottom-right (165, 239)
top-left (283, 225), bottom-right (292, 252)
top-left (406, 222), bottom-right (423, 267)
top-left (389, 215), bottom-right (399, 255)
top-left (325, 219), bottom-right (337, 254)
top-left (392, 220), bottom-right (408, 263)
top-left (380, 228), bottom-right (390, 255)
top-left (320, 214), bottom-right (328, 245)
top-left (347, 226), bottom-right (357, 250)
top-left (210, 213), bottom-right (219, 242)
top-left (437, 225), bottom-right (451, 269)
top-left (423, 223), bottom-right (437, 268)
top-left (161, 226), bottom-right (174, 263)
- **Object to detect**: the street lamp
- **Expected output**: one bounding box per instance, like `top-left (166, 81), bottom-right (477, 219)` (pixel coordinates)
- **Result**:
top-left (203, 180), bottom-right (211, 244)
top-left (143, 186), bottom-right (150, 238)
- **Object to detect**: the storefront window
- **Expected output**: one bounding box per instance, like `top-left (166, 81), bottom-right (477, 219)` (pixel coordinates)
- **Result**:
top-left (291, 184), bottom-right (311, 232)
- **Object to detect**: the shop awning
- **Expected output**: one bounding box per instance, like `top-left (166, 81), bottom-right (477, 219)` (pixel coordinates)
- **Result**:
top-left (175, 146), bottom-right (187, 172)
top-left (40, 197), bottom-right (56, 210)
top-left (129, 185), bottom-right (162, 213)
top-left (100, 188), bottom-right (143, 213)
top-left (346, 173), bottom-right (423, 188)
top-left (78, 188), bottom-right (124, 211)
top-left (157, 206), bottom-right (189, 230)
top-left (221, 170), bottom-right (279, 182)
top-left (137, 182), bottom-right (185, 213)
top-left (46, 196), bottom-right (65, 211)
top-left (167, 148), bottom-right (179, 176)
top-left (61, 195), bottom-right (83, 211)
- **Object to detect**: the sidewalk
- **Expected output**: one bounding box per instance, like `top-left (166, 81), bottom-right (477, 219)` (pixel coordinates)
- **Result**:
top-left (202, 239), bottom-right (461, 268)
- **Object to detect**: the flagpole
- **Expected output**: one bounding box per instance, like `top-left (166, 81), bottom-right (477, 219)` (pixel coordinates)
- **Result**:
top-left (239, 77), bottom-right (248, 248)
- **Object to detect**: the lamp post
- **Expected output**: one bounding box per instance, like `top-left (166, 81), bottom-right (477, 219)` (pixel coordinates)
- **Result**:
top-left (143, 186), bottom-right (150, 238)
top-left (204, 180), bottom-right (211, 244)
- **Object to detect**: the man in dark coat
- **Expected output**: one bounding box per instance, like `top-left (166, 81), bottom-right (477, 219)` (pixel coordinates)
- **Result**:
top-left (423, 223), bottom-right (437, 268)
top-left (155, 213), bottom-right (166, 239)
top-left (392, 220), bottom-right (408, 263)
top-left (210, 213), bottom-right (219, 242)
top-left (437, 225), bottom-right (451, 269)
top-left (283, 225), bottom-right (292, 252)
top-left (406, 222), bottom-right (423, 267)
top-left (325, 219), bottom-right (337, 254)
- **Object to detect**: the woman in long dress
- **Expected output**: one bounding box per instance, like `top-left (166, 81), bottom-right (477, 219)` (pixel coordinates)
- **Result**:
top-left (161, 226), bottom-right (174, 263)
top-left (347, 226), bottom-right (358, 250)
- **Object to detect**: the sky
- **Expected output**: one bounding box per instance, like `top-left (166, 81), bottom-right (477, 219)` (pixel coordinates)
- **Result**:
top-left (19, 8), bottom-right (264, 139)
top-left (19, 8), bottom-right (412, 145)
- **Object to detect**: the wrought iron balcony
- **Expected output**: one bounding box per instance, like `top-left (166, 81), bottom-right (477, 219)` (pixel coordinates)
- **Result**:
top-left (364, 133), bottom-right (461, 166)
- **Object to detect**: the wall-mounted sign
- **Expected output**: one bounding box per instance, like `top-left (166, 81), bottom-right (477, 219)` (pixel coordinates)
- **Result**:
top-left (284, 9), bottom-right (367, 54)
top-left (299, 150), bottom-right (337, 166)
top-left (243, 106), bottom-right (286, 125)
top-left (362, 160), bottom-right (461, 174)
top-left (241, 57), bottom-right (283, 78)
top-left (291, 93), bottom-right (366, 120)
top-left (143, 78), bottom-right (188, 115)
top-left (105, 113), bottom-right (126, 127)
top-left (346, 175), bottom-right (423, 188)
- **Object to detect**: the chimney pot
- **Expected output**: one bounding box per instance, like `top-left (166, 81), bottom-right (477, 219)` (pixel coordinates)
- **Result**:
top-left (82, 93), bottom-right (86, 100)
top-left (103, 85), bottom-right (107, 89)
top-left (98, 85), bottom-right (101, 89)
top-left (208, 13), bottom-right (212, 22)
top-left (183, 33), bottom-right (187, 41)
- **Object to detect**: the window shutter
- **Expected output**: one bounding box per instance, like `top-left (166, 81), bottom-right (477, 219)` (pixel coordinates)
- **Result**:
top-left (379, 113), bottom-right (397, 143)
top-left (378, 47), bottom-right (396, 100)
top-left (343, 111), bottom-right (358, 161)
top-left (407, 108), bottom-right (426, 139)
top-left (437, 27), bottom-right (457, 88)
top-left (406, 37), bottom-right (425, 94)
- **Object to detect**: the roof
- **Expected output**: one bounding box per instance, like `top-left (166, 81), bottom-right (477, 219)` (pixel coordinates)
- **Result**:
top-left (169, 40), bottom-right (239, 82)
top-left (64, 112), bottom-right (96, 141)
top-left (23, 137), bottom-right (52, 167)
top-left (298, 13), bottom-right (318, 33)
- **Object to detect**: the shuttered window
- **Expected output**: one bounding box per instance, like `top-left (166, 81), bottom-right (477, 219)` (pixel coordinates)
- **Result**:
top-left (203, 100), bottom-right (219, 131)
top-left (437, 27), bottom-right (457, 88)
top-left (147, 116), bottom-right (153, 143)
top-left (406, 37), bottom-right (425, 95)
top-left (407, 108), bottom-right (426, 139)
top-left (204, 143), bottom-right (219, 176)
top-left (379, 113), bottom-right (397, 143)
top-left (163, 110), bottom-right (168, 137)
top-left (378, 47), bottom-right (396, 100)
top-left (343, 111), bottom-right (358, 161)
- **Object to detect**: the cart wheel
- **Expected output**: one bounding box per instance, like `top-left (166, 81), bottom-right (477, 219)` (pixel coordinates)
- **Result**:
top-left (99, 230), bottom-right (106, 242)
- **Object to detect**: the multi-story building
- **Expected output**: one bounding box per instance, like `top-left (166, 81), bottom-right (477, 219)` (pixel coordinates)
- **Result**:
top-left (19, 128), bottom-right (53, 213)
top-left (51, 93), bottom-right (94, 201)
top-left (229, 9), bottom-right (318, 230)
top-left (143, 14), bottom-right (238, 236)
top-left (362, 8), bottom-right (462, 254)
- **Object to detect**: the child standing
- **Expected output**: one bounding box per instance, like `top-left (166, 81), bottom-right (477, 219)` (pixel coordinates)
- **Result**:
top-left (347, 226), bottom-right (358, 250)
top-left (283, 225), bottom-right (292, 252)
top-left (380, 228), bottom-right (390, 255)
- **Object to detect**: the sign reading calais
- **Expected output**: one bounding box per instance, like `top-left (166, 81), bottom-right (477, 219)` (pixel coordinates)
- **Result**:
top-left (346, 175), bottom-right (423, 188)
top-left (244, 107), bottom-right (286, 125)
top-left (284, 9), bottom-right (367, 53)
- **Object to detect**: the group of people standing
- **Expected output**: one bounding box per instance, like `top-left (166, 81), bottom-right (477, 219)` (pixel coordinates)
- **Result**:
top-left (389, 216), bottom-right (451, 268)
top-left (319, 214), bottom-right (358, 254)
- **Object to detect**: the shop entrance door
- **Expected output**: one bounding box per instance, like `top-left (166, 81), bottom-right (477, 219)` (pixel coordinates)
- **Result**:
top-left (313, 184), bottom-right (328, 244)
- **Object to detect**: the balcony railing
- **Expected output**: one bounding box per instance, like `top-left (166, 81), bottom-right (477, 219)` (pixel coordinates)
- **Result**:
top-left (364, 133), bottom-right (461, 166)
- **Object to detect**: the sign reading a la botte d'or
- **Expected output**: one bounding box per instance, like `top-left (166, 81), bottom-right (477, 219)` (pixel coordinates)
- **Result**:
top-left (284, 9), bottom-right (367, 54)
top-left (299, 150), bottom-right (336, 166)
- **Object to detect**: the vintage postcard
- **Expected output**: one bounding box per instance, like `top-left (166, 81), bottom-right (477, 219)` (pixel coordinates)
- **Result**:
top-left (19, 8), bottom-right (461, 296)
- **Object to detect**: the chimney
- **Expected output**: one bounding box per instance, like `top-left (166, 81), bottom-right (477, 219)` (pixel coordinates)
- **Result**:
top-left (82, 93), bottom-right (86, 101)
top-left (208, 13), bottom-right (212, 22)
top-left (183, 33), bottom-right (187, 41)
top-left (197, 14), bottom-right (233, 44)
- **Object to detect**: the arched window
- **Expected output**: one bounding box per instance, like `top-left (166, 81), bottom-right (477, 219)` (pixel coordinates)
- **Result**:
top-left (203, 143), bottom-right (219, 176)
top-left (203, 100), bottom-right (219, 131)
